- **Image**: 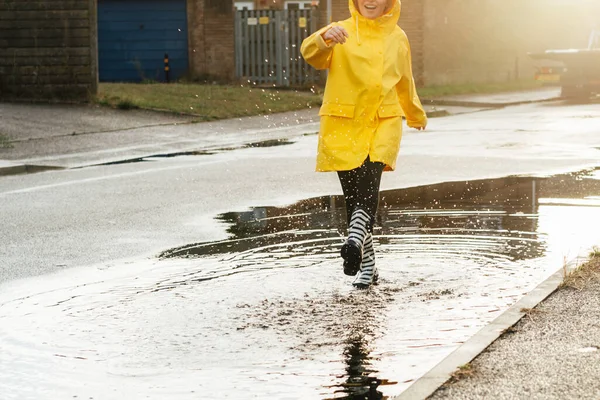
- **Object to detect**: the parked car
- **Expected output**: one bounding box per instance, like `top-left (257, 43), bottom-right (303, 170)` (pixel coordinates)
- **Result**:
top-left (529, 30), bottom-right (600, 98)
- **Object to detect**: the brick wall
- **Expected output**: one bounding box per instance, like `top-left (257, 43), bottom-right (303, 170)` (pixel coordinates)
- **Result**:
top-left (423, 0), bottom-right (600, 85)
top-left (256, 0), bottom-right (285, 8)
top-left (0, 0), bottom-right (97, 101)
top-left (398, 0), bottom-right (424, 86)
top-left (188, 0), bottom-right (235, 80)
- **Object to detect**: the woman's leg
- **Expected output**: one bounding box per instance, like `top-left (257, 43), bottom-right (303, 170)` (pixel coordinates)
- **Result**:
top-left (353, 233), bottom-right (379, 288)
top-left (337, 158), bottom-right (385, 276)
top-left (337, 159), bottom-right (385, 228)
top-left (350, 160), bottom-right (384, 287)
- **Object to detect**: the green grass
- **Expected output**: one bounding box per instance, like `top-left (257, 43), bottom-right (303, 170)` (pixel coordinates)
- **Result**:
top-left (448, 363), bottom-right (475, 383)
top-left (0, 133), bottom-right (12, 149)
top-left (418, 80), bottom-right (545, 98)
top-left (96, 80), bottom-right (546, 120)
top-left (96, 83), bottom-right (322, 121)
top-left (561, 256), bottom-right (600, 290)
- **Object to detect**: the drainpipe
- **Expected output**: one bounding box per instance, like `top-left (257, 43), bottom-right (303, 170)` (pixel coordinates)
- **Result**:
top-left (327, 0), bottom-right (332, 23)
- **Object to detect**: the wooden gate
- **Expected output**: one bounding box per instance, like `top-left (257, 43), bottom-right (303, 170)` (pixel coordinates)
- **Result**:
top-left (235, 9), bottom-right (320, 87)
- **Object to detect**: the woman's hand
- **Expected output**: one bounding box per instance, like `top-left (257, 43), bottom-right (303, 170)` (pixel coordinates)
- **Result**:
top-left (322, 26), bottom-right (349, 45)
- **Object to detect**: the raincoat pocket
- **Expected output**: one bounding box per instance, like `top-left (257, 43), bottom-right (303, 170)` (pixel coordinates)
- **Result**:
top-left (319, 103), bottom-right (356, 119)
top-left (377, 103), bottom-right (403, 119)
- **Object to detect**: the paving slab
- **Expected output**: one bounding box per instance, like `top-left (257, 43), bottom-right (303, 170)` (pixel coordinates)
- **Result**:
top-left (0, 102), bottom-right (194, 141)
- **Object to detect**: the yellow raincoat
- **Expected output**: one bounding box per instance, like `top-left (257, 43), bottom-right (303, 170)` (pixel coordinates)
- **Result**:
top-left (300, 0), bottom-right (427, 172)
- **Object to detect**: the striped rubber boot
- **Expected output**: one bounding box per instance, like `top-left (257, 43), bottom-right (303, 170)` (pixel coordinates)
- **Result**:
top-left (353, 233), bottom-right (379, 289)
top-left (341, 208), bottom-right (370, 276)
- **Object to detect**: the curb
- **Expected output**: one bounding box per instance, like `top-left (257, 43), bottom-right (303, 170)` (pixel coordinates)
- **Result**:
top-left (0, 162), bottom-right (64, 176)
top-left (392, 254), bottom-right (588, 400)
top-left (425, 109), bottom-right (450, 118)
top-left (421, 97), bottom-right (562, 109)
top-left (0, 162), bottom-right (27, 176)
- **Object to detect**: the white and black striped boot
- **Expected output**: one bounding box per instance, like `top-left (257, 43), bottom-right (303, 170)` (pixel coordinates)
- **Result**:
top-left (341, 208), bottom-right (370, 276)
top-left (353, 233), bottom-right (379, 289)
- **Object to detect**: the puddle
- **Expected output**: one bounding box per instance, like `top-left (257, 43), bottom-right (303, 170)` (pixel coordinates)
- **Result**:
top-left (1, 170), bottom-right (600, 399)
top-left (244, 138), bottom-right (295, 148)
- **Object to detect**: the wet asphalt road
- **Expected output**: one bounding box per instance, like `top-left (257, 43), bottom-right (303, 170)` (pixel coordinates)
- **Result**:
top-left (1, 99), bottom-right (599, 283)
top-left (1, 100), bottom-right (599, 399)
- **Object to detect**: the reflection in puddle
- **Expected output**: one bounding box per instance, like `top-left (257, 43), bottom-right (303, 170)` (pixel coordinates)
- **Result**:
top-left (1, 169), bottom-right (599, 400)
top-left (161, 174), bottom-right (555, 267)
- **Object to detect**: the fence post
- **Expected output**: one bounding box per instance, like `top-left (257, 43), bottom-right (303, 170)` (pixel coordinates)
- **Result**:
top-left (275, 11), bottom-right (284, 86)
top-left (310, 8), bottom-right (319, 85)
top-left (282, 10), bottom-right (291, 87)
top-left (235, 11), bottom-right (243, 79)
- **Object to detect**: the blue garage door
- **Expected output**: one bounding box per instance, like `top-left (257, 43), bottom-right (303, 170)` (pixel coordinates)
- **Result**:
top-left (98, 0), bottom-right (188, 82)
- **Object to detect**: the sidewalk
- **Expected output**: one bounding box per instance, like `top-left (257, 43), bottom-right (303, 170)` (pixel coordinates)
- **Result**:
top-left (0, 104), bottom-right (321, 173)
top-left (422, 86), bottom-right (561, 107)
top-left (427, 258), bottom-right (600, 400)
top-left (0, 87), bottom-right (561, 176)
top-left (393, 253), bottom-right (600, 400)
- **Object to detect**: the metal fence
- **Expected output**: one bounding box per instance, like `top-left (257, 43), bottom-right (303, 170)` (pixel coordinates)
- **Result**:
top-left (235, 9), bottom-right (320, 87)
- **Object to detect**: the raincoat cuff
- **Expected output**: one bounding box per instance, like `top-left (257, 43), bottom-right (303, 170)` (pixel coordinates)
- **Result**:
top-left (316, 25), bottom-right (335, 50)
top-left (407, 115), bottom-right (428, 128)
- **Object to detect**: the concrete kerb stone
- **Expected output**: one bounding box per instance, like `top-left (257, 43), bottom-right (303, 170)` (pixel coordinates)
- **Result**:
top-left (421, 96), bottom-right (562, 109)
top-left (393, 254), bottom-right (590, 400)
top-left (0, 161), bottom-right (27, 176)
top-left (0, 161), bottom-right (64, 176)
top-left (425, 108), bottom-right (450, 118)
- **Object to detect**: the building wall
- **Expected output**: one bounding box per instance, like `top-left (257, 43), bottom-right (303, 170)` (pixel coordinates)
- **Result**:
top-left (0, 0), bottom-right (98, 101)
top-left (398, 0), bottom-right (424, 86)
top-left (235, 1), bottom-right (255, 10)
top-left (255, 0), bottom-right (285, 9)
top-left (187, 0), bottom-right (235, 80)
top-left (423, 0), bottom-right (600, 85)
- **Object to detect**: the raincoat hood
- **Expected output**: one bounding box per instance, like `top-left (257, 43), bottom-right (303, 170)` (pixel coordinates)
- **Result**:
top-left (349, 0), bottom-right (401, 35)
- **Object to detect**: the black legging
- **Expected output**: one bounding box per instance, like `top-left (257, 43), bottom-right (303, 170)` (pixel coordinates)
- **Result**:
top-left (337, 157), bottom-right (385, 233)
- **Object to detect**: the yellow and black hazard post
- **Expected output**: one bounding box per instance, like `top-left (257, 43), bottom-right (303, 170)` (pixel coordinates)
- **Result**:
top-left (164, 53), bottom-right (170, 83)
